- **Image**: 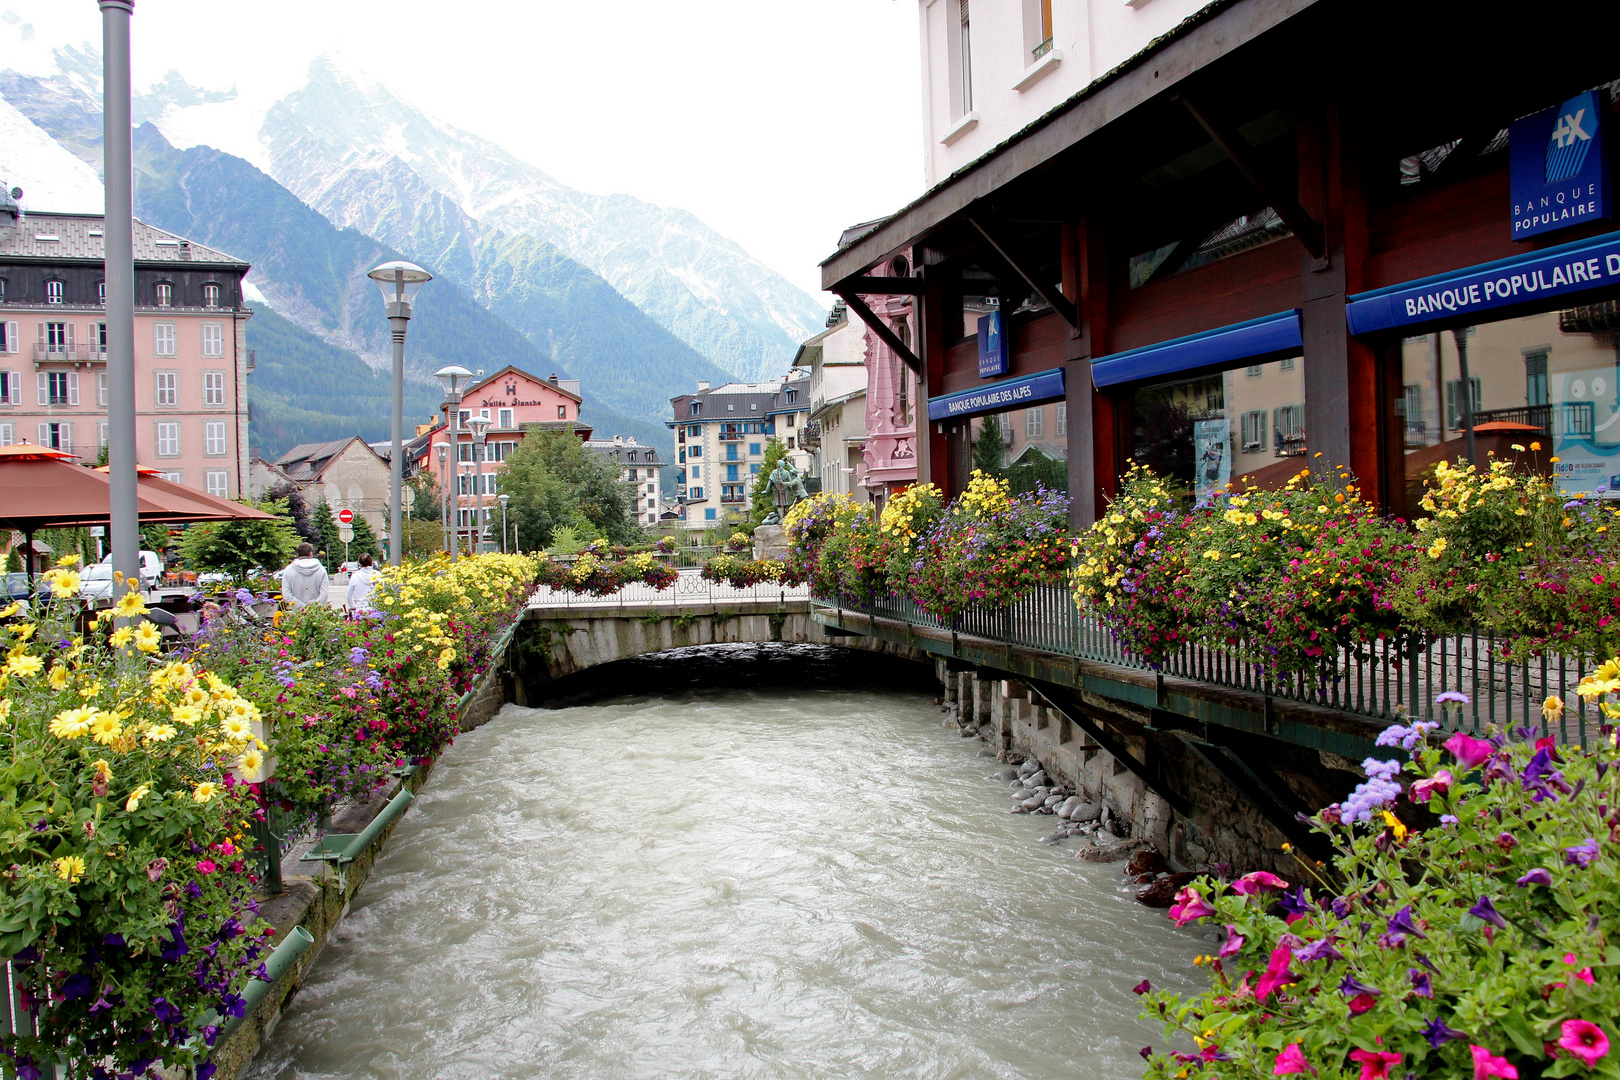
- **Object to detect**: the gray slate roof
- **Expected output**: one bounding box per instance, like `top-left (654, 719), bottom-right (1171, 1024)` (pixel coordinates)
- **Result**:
top-left (0, 212), bottom-right (248, 266)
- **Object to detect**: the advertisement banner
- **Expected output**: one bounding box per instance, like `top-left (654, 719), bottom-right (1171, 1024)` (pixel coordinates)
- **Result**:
top-left (1510, 90), bottom-right (1610, 241)
top-left (1193, 417), bottom-right (1231, 501)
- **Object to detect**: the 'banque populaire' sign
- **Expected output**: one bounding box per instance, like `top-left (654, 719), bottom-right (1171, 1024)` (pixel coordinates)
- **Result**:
top-left (928, 368), bottom-right (1064, 422)
top-left (1345, 228), bottom-right (1620, 335)
top-left (1510, 89), bottom-right (1610, 241)
top-left (977, 310), bottom-right (1009, 378)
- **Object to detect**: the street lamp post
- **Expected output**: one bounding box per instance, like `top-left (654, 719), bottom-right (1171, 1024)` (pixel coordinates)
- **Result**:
top-left (499, 493), bottom-right (510, 554)
top-left (434, 365), bottom-right (473, 562)
top-left (367, 260), bottom-right (432, 568)
top-left (436, 443), bottom-right (449, 554)
top-left (470, 416), bottom-right (491, 554)
top-left (100, 0), bottom-right (138, 592)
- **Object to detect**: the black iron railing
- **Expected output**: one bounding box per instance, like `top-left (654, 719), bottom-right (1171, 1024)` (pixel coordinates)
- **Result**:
top-left (821, 586), bottom-right (1600, 744)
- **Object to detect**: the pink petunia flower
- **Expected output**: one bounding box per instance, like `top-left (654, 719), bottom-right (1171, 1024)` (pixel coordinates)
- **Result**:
top-left (1230, 870), bottom-right (1290, 896)
top-left (1218, 924), bottom-right (1245, 959)
top-left (196, 859), bottom-right (217, 875)
top-left (1558, 1020), bottom-right (1609, 1068)
top-left (1348, 1049), bottom-right (1401, 1080)
top-left (1470, 1045), bottom-right (1519, 1079)
top-left (1256, 944), bottom-right (1300, 1002)
top-left (1410, 769), bottom-right (1453, 803)
top-left (1168, 886), bottom-right (1216, 927)
top-left (1273, 1044), bottom-right (1317, 1076)
top-left (1443, 732), bottom-right (1495, 770)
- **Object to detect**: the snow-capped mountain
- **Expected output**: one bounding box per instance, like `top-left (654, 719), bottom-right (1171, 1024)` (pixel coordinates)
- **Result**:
top-left (146, 55), bottom-right (827, 383)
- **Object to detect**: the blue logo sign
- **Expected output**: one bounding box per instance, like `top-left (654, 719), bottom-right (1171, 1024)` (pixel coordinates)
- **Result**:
top-left (928, 368), bottom-right (1064, 422)
top-left (977, 310), bottom-right (1009, 378)
top-left (1510, 90), bottom-right (1609, 240)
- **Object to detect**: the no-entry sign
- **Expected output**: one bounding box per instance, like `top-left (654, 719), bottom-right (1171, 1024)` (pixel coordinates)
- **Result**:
top-left (337, 509), bottom-right (354, 525)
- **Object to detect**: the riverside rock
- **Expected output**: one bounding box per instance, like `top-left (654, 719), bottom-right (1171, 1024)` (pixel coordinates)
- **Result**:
top-left (1075, 839), bottom-right (1140, 863)
top-left (1124, 849), bottom-right (1170, 879)
top-left (1135, 872), bottom-right (1197, 908)
top-left (1068, 802), bottom-right (1101, 823)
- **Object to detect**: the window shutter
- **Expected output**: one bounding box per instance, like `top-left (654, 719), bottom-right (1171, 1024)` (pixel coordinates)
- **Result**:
top-left (65, 322), bottom-right (74, 347)
top-left (0, 424), bottom-right (11, 446)
top-left (37, 372), bottom-right (47, 406)
top-left (5, 322), bottom-right (16, 353)
top-left (61, 422), bottom-right (71, 454)
top-left (38, 423), bottom-right (49, 447)
top-left (67, 372), bottom-right (78, 405)
top-left (36, 322), bottom-right (44, 345)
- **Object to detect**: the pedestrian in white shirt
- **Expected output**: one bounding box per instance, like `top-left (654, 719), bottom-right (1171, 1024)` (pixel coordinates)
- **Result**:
top-left (280, 543), bottom-right (330, 608)
top-left (346, 553), bottom-right (381, 612)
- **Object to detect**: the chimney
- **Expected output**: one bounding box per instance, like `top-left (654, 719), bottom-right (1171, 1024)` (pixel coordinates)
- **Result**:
top-left (613, 434), bottom-right (624, 445)
top-left (179, 240), bottom-right (193, 261)
top-left (548, 373), bottom-right (559, 384)
top-left (697, 381), bottom-right (710, 392)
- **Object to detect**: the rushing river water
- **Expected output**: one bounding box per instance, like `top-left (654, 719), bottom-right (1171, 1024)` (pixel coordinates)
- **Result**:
top-left (250, 645), bottom-right (1205, 1080)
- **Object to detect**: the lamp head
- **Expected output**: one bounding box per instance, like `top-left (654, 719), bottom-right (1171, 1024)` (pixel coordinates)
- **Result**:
top-left (434, 364), bottom-right (474, 396)
top-left (499, 493), bottom-right (510, 506)
top-left (469, 416), bottom-right (491, 441)
top-left (436, 444), bottom-right (447, 461)
top-left (368, 260), bottom-right (431, 315)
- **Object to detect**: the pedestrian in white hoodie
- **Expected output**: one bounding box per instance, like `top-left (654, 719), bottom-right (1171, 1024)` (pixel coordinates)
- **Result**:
top-left (280, 543), bottom-right (330, 607)
top-left (345, 553), bottom-right (381, 612)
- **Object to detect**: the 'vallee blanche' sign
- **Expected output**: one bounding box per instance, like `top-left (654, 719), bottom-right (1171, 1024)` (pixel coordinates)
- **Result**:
top-left (1510, 89), bottom-right (1610, 241)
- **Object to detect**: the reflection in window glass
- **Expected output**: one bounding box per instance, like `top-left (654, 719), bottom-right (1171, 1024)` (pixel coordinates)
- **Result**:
top-left (1129, 355), bottom-right (1306, 499)
top-left (1400, 309), bottom-right (1620, 503)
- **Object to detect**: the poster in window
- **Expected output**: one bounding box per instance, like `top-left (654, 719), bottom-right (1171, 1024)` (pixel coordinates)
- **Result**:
top-left (1192, 418), bottom-right (1230, 501)
top-left (1554, 366), bottom-right (1620, 498)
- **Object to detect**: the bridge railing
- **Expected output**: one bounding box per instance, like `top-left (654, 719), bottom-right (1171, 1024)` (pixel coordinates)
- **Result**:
top-left (820, 586), bottom-right (1600, 745)
top-left (530, 568), bottom-right (810, 610)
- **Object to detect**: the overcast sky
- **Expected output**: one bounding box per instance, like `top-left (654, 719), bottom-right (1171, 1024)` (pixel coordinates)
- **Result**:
top-left (2, 0), bottom-right (923, 301)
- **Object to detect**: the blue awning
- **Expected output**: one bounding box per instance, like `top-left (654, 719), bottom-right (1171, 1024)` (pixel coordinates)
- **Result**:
top-left (1346, 228), bottom-right (1620, 335)
top-left (1090, 310), bottom-right (1302, 388)
top-left (927, 368), bottom-right (1065, 422)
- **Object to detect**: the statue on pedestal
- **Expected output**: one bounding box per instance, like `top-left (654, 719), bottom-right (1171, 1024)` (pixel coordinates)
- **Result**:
top-left (760, 459), bottom-right (810, 526)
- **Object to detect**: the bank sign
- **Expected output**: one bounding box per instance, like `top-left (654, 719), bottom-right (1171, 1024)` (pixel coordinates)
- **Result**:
top-left (1510, 90), bottom-right (1610, 240)
top-left (1344, 228), bottom-right (1620, 334)
top-left (928, 368), bottom-right (1064, 422)
top-left (977, 310), bottom-right (1009, 378)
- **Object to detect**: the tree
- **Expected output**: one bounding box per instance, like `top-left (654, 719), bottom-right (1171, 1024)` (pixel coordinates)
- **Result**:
top-left (178, 499), bottom-right (300, 581)
top-left (267, 481), bottom-right (318, 545)
top-left (5, 548), bottom-right (22, 573)
top-left (400, 517), bottom-right (441, 559)
top-left (311, 501), bottom-right (341, 569)
top-left (409, 472), bottom-right (442, 524)
top-left (347, 511), bottom-right (380, 563)
top-left (499, 430), bottom-right (642, 549)
top-left (973, 416), bottom-right (1008, 474)
top-left (748, 437), bottom-right (790, 529)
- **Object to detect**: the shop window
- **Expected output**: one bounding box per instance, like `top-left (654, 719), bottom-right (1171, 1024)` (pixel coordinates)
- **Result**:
top-left (1399, 311), bottom-right (1620, 508)
top-left (1127, 354), bottom-right (1306, 498)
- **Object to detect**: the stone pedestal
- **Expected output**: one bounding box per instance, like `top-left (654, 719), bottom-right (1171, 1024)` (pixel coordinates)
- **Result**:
top-left (753, 524), bottom-right (789, 562)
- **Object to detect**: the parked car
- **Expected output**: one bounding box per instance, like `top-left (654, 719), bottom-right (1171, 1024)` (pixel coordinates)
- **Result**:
top-left (94, 550), bottom-right (163, 592)
top-left (80, 562), bottom-right (116, 601)
top-left (1, 572), bottom-right (32, 603)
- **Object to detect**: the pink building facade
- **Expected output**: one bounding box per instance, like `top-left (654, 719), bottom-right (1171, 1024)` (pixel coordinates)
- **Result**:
top-left (424, 366), bottom-right (589, 541)
top-left (860, 257), bottom-right (920, 505)
top-left (0, 211), bottom-right (252, 497)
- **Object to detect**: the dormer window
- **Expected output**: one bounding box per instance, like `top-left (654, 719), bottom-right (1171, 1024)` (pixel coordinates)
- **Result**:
top-left (155, 283), bottom-right (172, 307)
top-left (202, 284), bottom-right (220, 308)
top-left (690, 401), bottom-right (701, 415)
top-left (45, 281), bottom-right (64, 304)
top-left (786, 389), bottom-right (797, 403)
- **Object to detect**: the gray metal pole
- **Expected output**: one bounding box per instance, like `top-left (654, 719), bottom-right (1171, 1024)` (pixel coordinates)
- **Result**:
top-left (447, 394), bottom-right (460, 562)
top-left (1453, 327), bottom-right (1477, 468)
top-left (100, 0), bottom-right (138, 590)
top-left (438, 450), bottom-right (448, 554)
top-left (388, 316), bottom-right (406, 567)
top-left (474, 434), bottom-right (485, 555)
top-left (501, 501), bottom-right (508, 554)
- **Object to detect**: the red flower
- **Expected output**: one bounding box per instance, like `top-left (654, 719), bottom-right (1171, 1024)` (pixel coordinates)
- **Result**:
top-left (1348, 1049), bottom-right (1401, 1079)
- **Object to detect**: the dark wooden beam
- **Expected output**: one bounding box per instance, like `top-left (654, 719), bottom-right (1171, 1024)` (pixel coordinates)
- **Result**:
top-left (1035, 690), bottom-right (1193, 818)
top-left (842, 275), bottom-right (925, 296)
top-left (1175, 93), bottom-right (1326, 262)
top-left (836, 289), bottom-right (924, 377)
top-left (964, 216), bottom-right (1080, 330)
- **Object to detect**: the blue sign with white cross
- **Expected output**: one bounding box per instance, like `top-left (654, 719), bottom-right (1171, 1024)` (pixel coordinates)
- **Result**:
top-left (977, 310), bottom-right (1009, 378)
top-left (1510, 90), bottom-right (1610, 241)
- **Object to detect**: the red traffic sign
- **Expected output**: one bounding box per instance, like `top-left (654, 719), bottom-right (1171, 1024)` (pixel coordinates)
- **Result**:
top-left (337, 509), bottom-right (354, 525)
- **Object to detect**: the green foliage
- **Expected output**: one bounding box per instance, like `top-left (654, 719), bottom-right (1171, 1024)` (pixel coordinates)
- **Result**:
top-left (347, 512), bottom-right (380, 563)
top-left (1002, 446), bottom-right (1069, 495)
top-left (311, 502), bottom-right (339, 568)
top-left (400, 518), bottom-right (443, 559)
top-left (973, 417), bottom-right (1007, 473)
top-left (546, 526), bottom-right (591, 556)
top-left (749, 437), bottom-right (791, 528)
top-left (141, 524), bottom-right (173, 556)
top-left (502, 430), bottom-right (643, 549)
top-left (4, 547), bottom-right (20, 573)
top-left (1143, 693), bottom-right (1620, 1080)
top-left (36, 528), bottom-right (93, 567)
top-left (177, 499), bottom-right (300, 580)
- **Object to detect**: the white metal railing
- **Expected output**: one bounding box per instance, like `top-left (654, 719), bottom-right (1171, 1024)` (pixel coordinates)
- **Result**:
top-left (529, 567), bottom-right (807, 610)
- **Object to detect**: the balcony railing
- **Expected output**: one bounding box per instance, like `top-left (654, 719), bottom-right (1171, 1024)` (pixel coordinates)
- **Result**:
top-left (1470, 402), bottom-right (1595, 437)
top-left (33, 344), bottom-right (106, 363)
top-left (817, 586), bottom-right (1601, 743)
top-left (718, 432), bottom-right (745, 442)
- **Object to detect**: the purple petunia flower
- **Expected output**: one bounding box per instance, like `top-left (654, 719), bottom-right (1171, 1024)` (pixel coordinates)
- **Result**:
top-left (1338, 975), bottom-right (1382, 997)
top-left (1564, 839), bottom-right (1601, 868)
top-left (1467, 896), bottom-right (1509, 929)
top-left (1420, 1016), bottom-right (1469, 1047)
top-left (1330, 896), bottom-right (1353, 919)
top-left (1408, 969), bottom-right (1433, 997)
top-left (1516, 868), bottom-right (1552, 887)
top-left (1382, 904), bottom-right (1426, 946)
top-left (1434, 690), bottom-right (1470, 705)
top-left (1294, 936), bottom-right (1344, 964)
